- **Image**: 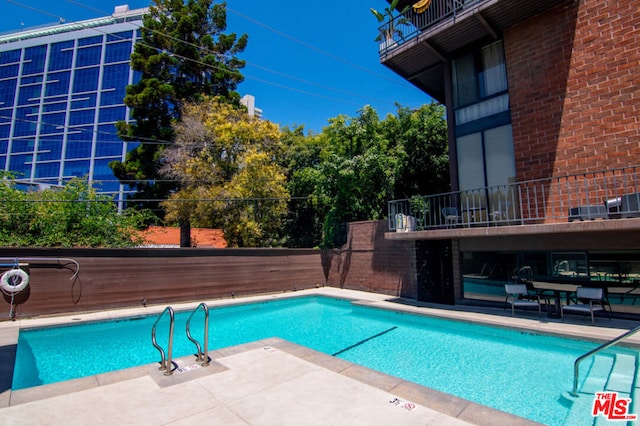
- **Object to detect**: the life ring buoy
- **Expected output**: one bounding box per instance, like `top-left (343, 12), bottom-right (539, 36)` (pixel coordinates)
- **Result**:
top-left (0, 269), bottom-right (30, 293)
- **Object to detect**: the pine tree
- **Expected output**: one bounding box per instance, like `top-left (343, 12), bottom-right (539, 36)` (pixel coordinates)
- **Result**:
top-left (111, 0), bottom-right (248, 244)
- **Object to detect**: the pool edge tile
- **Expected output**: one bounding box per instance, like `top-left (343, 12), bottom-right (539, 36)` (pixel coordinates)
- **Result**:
top-left (10, 375), bottom-right (100, 406)
top-left (457, 401), bottom-right (544, 426)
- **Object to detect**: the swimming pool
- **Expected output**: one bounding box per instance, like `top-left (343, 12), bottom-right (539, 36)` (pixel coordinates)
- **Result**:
top-left (11, 295), bottom-right (634, 425)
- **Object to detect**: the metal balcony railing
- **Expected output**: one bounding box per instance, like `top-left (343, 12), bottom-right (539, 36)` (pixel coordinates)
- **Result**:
top-left (388, 165), bottom-right (640, 231)
top-left (377, 0), bottom-right (480, 54)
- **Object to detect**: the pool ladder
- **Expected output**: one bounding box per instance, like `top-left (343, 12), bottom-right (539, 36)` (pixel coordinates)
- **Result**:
top-left (151, 306), bottom-right (175, 375)
top-left (186, 303), bottom-right (210, 366)
top-left (151, 303), bottom-right (210, 375)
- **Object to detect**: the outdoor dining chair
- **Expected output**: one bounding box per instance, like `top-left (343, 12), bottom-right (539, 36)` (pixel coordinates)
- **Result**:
top-left (561, 287), bottom-right (608, 325)
top-left (504, 284), bottom-right (542, 317)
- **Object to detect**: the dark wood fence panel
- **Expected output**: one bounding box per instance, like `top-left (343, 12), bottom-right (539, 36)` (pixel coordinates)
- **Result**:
top-left (0, 220), bottom-right (417, 319)
top-left (0, 249), bottom-right (326, 318)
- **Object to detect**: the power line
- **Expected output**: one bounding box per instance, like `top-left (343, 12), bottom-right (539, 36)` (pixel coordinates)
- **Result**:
top-left (65, 0), bottom-right (414, 105)
top-left (226, 7), bottom-right (415, 90)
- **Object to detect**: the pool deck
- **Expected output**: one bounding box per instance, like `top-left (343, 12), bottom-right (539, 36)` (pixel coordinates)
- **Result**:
top-left (1, 287), bottom-right (639, 425)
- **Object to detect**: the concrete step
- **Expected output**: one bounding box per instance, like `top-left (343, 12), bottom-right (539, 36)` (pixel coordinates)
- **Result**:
top-left (563, 353), bottom-right (638, 426)
top-left (605, 353), bottom-right (636, 394)
top-left (581, 355), bottom-right (614, 395)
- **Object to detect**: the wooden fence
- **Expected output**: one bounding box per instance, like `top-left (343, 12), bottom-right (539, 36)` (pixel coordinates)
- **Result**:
top-left (0, 220), bottom-right (417, 319)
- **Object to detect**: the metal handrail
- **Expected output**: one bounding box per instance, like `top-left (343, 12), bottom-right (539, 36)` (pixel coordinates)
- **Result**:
top-left (0, 257), bottom-right (80, 281)
top-left (571, 324), bottom-right (640, 396)
top-left (388, 164), bottom-right (640, 231)
top-left (186, 302), bottom-right (210, 366)
top-left (151, 306), bottom-right (175, 375)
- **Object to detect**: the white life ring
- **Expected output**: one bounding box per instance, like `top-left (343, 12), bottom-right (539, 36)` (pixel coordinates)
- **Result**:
top-left (0, 269), bottom-right (30, 293)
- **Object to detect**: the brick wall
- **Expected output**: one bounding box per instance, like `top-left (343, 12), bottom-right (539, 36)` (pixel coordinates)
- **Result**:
top-left (325, 220), bottom-right (418, 298)
top-left (505, 0), bottom-right (640, 182)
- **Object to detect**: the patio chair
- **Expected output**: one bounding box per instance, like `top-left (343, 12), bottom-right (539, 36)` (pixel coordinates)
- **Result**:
top-left (441, 207), bottom-right (462, 228)
top-left (504, 284), bottom-right (541, 317)
top-left (561, 287), bottom-right (608, 325)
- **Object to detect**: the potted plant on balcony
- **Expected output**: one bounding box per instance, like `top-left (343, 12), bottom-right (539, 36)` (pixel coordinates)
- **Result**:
top-left (370, 0), bottom-right (411, 51)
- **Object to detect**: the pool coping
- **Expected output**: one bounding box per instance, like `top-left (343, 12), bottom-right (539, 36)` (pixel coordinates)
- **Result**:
top-left (2, 287), bottom-right (639, 423)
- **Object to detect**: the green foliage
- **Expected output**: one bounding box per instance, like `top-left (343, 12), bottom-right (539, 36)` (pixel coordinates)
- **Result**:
top-left (0, 178), bottom-right (152, 247)
top-left (370, 0), bottom-right (411, 42)
top-left (277, 127), bottom-right (327, 247)
top-left (111, 0), bottom-right (248, 207)
top-left (389, 103), bottom-right (449, 198)
top-left (282, 103), bottom-right (448, 248)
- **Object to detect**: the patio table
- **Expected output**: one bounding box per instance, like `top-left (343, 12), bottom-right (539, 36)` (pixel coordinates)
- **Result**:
top-left (531, 281), bottom-right (580, 318)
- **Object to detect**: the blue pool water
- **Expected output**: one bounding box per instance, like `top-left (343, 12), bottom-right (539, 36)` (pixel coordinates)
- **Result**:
top-left (11, 296), bottom-right (630, 424)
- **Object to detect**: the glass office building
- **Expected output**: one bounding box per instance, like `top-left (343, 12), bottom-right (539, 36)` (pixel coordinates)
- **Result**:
top-left (0, 5), bottom-right (145, 201)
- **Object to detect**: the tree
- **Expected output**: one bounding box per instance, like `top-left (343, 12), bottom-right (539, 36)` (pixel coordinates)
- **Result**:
top-left (0, 177), bottom-right (151, 247)
top-left (283, 104), bottom-right (448, 248)
top-left (159, 97), bottom-right (289, 247)
top-left (388, 103), bottom-right (449, 198)
top-left (310, 106), bottom-right (403, 247)
top-left (111, 0), bottom-right (248, 235)
top-left (278, 126), bottom-right (327, 247)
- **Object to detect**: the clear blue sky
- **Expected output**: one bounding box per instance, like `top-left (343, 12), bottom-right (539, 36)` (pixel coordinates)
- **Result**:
top-left (2, 0), bottom-right (432, 134)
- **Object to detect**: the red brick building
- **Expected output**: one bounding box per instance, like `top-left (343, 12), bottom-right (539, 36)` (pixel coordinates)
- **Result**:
top-left (379, 0), bottom-right (640, 313)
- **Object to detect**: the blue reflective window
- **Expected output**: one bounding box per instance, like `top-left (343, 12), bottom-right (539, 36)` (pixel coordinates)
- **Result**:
top-left (45, 71), bottom-right (71, 97)
top-left (132, 70), bottom-right (142, 84)
top-left (48, 40), bottom-right (74, 71)
top-left (0, 140), bottom-right (7, 155)
top-left (8, 154), bottom-right (32, 177)
top-left (100, 89), bottom-right (126, 107)
top-left (102, 63), bottom-right (129, 89)
top-left (76, 46), bottom-right (102, 67)
top-left (63, 160), bottom-right (90, 178)
top-left (40, 112), bottom-right (66, 135)
top-left (65, 126), bottom-right (92, 158)
top-left (105, 41), bottom-right (132, 63)
top-left (107, 31), bottom-right (133, 42)
top-left (45, 95), bottom-right (67, 103)
top-left (71, 93), bottom-right (97, 109)
top-left (69, 110), bottom-right (95, 126)
top-left (102, 88), bottom-right (128, 107)
top-left (101, 63), bottom-right (129, 106)
top-left (13, 107), bottom-right (38, 137)
top-left (96, 124), bottom-right (123, 157)
top-left (0, 64), bottom-right (19, 78)
top-left (73, 67), bottom-right (99, 93)
top-left (37, 135), bottom-right (63, 161)
top-left (23, 45), bottom-right (47, 75)
top-left (0, 108), bottom-right (12, 125)
top-left (78, 35), bottom-right (102, 46)
top-left (21, 75), bottom-right (43, 85)
top-left (11, 138), bottom-right (35, 153)
top-left (0, 124), bottom-right (9, 139)
top-left (93, 158), bottom-right (120, 191)
top-left (43, 101), bottom-right (67, 113)
top-left (0, 79), bottom-right (16, 107)
top-left (18, 84), bottom-right (42, 105)
top-left (0, 155), bottom-right (5, 168)
top-left (99, 106), bottom-right (126, 123)
top-left (35, 162), bottom-right (61, 178)
top-left (0, 49), bottom-right (21, 65)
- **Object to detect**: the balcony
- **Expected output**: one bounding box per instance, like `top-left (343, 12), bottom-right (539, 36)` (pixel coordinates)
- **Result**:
top-left (387, 165), bottom-right (640, 239)
top-left (378, 0), bottom-right (567, 101)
